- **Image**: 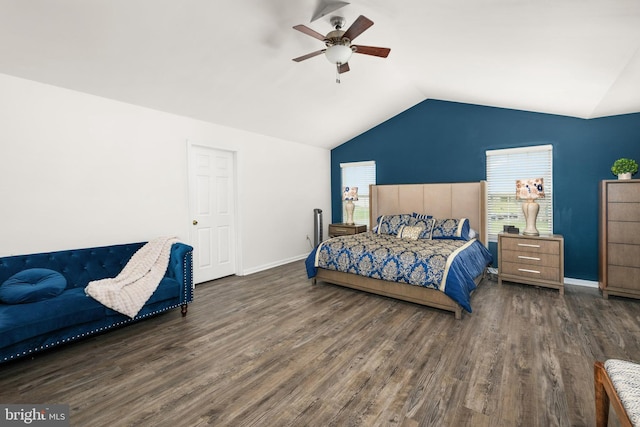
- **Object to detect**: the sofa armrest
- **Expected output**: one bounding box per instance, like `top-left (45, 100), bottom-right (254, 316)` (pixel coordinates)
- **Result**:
top-left (167, 242), bottom-right (194, 305)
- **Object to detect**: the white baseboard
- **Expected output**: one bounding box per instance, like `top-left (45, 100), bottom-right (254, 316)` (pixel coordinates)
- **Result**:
top-left (492, 268), bottom-right (598, 289)
top-left (564, 277), bottom-right (599, 288)
top-left (241, 254), bottom-right (308, 276)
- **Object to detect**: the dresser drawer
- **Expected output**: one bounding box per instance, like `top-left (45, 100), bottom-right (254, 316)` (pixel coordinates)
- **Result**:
top-left (501, 250), bottom-right (559, 268)
top-left (608, 182), bottom-right (640, 202)
top-left (608, 202), bottom-right (640, 222)
top-left (501, 237), bottom-right (560, 255)
top-left (501, 261), bottom-right (560, 282)
top-left (608, 222), bottom-right (640, 245)
top-left (608, 265), bottom-right (640, 289)
top-left (608, 243), bottom-right (640, 268)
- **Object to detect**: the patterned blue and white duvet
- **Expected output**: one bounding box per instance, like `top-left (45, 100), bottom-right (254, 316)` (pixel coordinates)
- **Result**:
top-left (305, 232), bottom-right (493, 313)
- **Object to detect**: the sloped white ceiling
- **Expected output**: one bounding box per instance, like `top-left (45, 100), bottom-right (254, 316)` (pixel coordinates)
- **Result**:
top-left (0, 0), bottom-right (638, 149)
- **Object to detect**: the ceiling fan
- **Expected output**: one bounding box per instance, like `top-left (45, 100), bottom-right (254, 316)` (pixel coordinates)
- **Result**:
top-left (292, 15), bottom-right (391, 83)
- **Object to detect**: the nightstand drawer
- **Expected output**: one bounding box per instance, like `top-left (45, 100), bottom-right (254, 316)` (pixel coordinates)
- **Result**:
top-left (500, 250), bottom-right (559, 268)
top-left (501, 238), bottom-right (560, 255)
top-left (328, 223), bottom-right (367, 237)
top-left (501, 261), bottom-right (560, 282)
top-left (331, 226), bottom-right (354, 236)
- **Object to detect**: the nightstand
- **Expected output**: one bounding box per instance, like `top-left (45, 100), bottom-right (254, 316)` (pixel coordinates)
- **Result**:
top-left (498, 232), bottom-right (564, 295)
top-left (328, 223), bottom-right (367, 238)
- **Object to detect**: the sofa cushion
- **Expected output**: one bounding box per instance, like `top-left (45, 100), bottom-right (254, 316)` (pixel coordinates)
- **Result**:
top-left (0, 288), bottom-right (106, 349)
top-left (0, 268), bottom-right (67, 304)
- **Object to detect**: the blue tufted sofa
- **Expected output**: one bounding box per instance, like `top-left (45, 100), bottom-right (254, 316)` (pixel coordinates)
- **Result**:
top-left (0, 241), bottom-right (193, 364)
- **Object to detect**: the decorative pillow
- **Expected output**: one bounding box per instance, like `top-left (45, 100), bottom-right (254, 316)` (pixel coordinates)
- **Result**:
top-left (468, 228), bottom-right (478, 239)
top-left (376, 214), bottom-right (412, 235)
top-left (397, 225), bottom-right (423, 240)
top-left (412, 212), bottom-right (433, 220)
top-left (408, 217), bottom-right (435, 239)
top-left (431, 218), bottom-right (471, 240)
top-left (0, 268), bottom-right (67, 304)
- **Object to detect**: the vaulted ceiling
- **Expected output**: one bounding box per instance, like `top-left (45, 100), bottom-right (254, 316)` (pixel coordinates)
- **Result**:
top-left (1, 0), bottom-right (639, 149)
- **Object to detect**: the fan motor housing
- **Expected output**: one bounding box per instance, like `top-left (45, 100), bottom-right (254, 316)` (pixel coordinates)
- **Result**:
top-left (325, 29), bottom-right (349, 47)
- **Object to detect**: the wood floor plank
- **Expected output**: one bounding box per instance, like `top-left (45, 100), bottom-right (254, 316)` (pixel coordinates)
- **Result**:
top-left (1, 260), bottom-right (640, 426)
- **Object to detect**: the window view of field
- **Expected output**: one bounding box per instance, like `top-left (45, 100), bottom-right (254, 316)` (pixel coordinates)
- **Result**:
top-left (341, 161), bottom-right (376, 227)
top-left (486, 145), bottom-right (553, 241)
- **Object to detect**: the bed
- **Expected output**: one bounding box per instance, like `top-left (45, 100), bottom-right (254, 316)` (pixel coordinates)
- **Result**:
top-left (306, 182), bottom-right (492, 319)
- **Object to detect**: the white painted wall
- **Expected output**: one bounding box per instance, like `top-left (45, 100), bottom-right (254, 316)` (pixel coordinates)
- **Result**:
top-left (0, 73), bottom-right (331, 275)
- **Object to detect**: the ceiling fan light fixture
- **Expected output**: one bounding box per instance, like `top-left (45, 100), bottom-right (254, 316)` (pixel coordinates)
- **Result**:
top-left (325, 44), bottom-right (352, 65)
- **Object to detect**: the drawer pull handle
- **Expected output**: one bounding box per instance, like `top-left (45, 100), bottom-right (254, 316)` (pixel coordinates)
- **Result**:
top-left (518, 255), bottom-right (540, 261)
top-left (517, 243), bottom-right (541, 248)
top-left (518, 268), bottom-right (541, 274)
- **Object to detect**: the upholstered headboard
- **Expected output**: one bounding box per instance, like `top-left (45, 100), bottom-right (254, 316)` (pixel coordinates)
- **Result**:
top-left (369, 181), bottom-right (487, 245)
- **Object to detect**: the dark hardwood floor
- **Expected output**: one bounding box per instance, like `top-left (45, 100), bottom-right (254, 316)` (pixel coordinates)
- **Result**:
top-left (1, 260), bottom-right (638, 426)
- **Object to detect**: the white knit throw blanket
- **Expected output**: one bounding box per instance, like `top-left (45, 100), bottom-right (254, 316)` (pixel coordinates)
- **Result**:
top-left (85, 236), bottom-right (178, 318)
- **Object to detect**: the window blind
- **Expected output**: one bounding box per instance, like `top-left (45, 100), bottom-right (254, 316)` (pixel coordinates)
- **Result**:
top-left (486, 145), bottom-right (553, 242)
top-left (340, 161), bottom-right (376, 225)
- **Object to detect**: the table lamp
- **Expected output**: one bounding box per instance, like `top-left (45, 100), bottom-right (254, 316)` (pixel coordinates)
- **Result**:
top-left (343, 186), bottom-right (358, 225)
top-left (516, 178), bottom-right (545, 236)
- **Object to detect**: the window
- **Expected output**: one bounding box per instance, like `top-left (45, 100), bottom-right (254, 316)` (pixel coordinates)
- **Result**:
top-left (340, 161), bottom-right (376, 226)
top-left (486, 145), bottom-right (553, 242)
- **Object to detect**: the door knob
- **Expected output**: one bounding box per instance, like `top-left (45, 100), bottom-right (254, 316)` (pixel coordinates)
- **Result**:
top-left (192, 220), bottom-right (198, 225)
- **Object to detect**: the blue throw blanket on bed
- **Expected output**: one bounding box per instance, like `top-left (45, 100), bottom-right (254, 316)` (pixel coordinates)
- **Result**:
top-left (305, 247), bottom-right (319, 278)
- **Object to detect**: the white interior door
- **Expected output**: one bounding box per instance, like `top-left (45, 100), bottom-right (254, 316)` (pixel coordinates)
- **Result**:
top-left (188, 145), bottom-right (237, 284)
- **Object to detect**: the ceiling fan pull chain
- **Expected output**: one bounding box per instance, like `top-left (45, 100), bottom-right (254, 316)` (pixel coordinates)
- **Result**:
top-left (336, 64), bottom-right (341, 83)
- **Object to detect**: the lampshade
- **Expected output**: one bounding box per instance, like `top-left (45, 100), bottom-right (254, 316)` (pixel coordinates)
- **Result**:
top-left (343, 186), bottom-right (358, 201)
top-left (516, 178), bottom-right (545, 200)
top-left (325, 44), bottom-right (353, 65)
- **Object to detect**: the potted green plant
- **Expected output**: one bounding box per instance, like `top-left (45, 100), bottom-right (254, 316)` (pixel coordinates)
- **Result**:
top-left (611, 158), bottom-right (638, 180)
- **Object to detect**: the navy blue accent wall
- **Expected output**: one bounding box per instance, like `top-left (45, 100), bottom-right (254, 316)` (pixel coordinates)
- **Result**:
top-left (331, 99), bottom-right (640, 281)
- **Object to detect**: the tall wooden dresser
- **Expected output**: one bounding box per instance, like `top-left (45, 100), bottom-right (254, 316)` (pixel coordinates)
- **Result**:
top-left (599, 179), bottom-right (640, 299)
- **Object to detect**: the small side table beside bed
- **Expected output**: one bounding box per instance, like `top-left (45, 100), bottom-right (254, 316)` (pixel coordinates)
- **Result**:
top-left (498, 232), bottom-right (565, 295)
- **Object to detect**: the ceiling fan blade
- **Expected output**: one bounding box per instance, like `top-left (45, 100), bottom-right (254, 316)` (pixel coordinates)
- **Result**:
top-left (342, 15), bottom-right (373, 41)
top-left (293, 24), bottom-right (326, 41)
top-left (292, 49), bottom-right (326, 62)
top-left (338, 63), bottom-right (350, 74)
top-left (353, 45), bottom-right (391, 58)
